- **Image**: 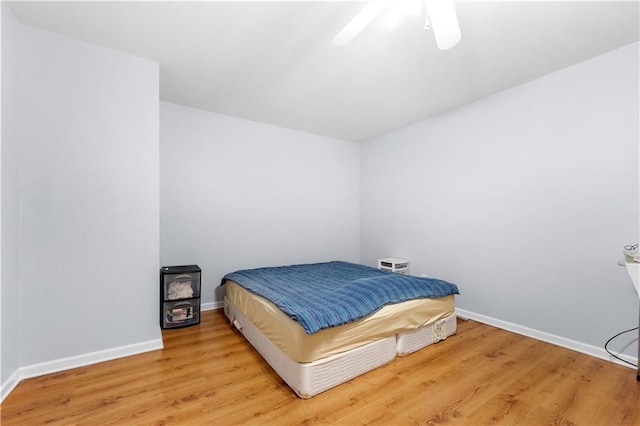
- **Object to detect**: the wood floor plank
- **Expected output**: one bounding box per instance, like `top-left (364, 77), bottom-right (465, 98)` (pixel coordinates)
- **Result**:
top-left (2, 310), bottom-right (638, 425)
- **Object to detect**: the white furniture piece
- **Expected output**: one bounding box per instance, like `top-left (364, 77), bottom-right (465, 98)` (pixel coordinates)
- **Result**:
top-left (624, 261), bottom-right (639, 297)
top-left (623, 260), bottom-right (640, 381)
top-left (377, 258), bottom-right (410, 274)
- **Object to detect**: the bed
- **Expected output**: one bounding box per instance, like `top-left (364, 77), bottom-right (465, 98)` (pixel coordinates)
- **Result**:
top-left (221, 261), bottom-right (459, 398)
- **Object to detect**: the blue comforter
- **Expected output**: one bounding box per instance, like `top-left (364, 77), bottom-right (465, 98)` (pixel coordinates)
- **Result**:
top-left (222, 261), bottom-right (459, 334)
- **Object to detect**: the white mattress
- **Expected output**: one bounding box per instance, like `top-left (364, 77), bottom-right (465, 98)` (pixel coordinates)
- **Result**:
top-left (225, 280), bottom-right (455, 362)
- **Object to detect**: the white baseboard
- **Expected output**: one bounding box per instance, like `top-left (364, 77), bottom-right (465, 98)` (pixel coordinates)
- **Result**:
top-left (0, 338), bottom-right (163, 404)
top-left (201, 300), bottom-right (224, 311)
top-left (1, 369), bottom-right (21, 403)
top-left (3, 307), bottom-right (632, 404)
top-left (456, 308), bottom-right (638, 369)
top-left (2, 303), bottom-right (226, 403)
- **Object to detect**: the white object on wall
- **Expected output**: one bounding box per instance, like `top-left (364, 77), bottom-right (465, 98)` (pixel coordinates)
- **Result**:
top-left (377, 258), bottom-right (410, 274)
top-left (624, 261), bottom-right (639, 298)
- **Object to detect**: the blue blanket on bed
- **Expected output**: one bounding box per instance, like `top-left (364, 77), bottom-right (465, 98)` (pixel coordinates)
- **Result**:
top-left (222, 261), bottom-right (459, 334)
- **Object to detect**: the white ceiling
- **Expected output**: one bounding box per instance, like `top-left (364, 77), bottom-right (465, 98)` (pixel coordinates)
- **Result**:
top-left (7, 1), bottom-right (640, 142)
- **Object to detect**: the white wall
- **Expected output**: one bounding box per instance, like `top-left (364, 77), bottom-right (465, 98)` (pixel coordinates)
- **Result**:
top-left (361, 42), bottom-right (639, 360)
top-left (1, 0), bottom-right (21, 392)
top-left (10, 16), bottom-right (161, 367)
top-left (0, 0), bottom-right (4, 390)
top-left (160, 102), bottom-right (360, 304)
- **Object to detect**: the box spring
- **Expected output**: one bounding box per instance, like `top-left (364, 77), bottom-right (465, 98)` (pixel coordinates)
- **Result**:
top-left (396, 313), bottom-right (457, 356)
top-left (224, 297), bottom-right (396, 399)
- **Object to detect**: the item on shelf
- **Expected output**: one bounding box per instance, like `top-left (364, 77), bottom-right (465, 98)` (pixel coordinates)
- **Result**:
top-left (168, 302), bottom-right (194, 322)
top-left (623, 243), bottom-right (640, 263)
top-left (167, 274), bottom-right (194, 299)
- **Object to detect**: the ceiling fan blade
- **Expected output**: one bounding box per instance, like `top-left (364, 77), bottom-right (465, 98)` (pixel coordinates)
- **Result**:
top-left (424, 0), bottom-right (461, 50)
top-left (332, 0), bottom-right (390, 46)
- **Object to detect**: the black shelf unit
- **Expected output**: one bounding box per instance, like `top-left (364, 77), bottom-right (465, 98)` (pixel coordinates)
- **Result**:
top-left (160, 265), bottom-right (201, 329)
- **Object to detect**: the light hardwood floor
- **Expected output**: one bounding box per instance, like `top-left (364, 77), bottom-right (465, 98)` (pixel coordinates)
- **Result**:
top-left (2, 309), bottom-right (638, 425)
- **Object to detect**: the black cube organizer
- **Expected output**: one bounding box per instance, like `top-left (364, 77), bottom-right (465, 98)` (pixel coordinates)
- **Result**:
top-left (160, 265), bottom-right (201, 329)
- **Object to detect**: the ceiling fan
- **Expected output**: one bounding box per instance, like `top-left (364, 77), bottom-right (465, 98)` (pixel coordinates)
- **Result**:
top-left (332, 0), bottom-right (461, 50)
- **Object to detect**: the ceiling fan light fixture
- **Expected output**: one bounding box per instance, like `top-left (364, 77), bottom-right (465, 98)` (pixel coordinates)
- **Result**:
top-left (424, 0), bottom-right (461, 50)
top-left (332, 0), bottom-right (461, 50)
top-left (332, 0), bottom-right (390, 46)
